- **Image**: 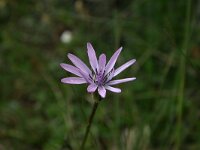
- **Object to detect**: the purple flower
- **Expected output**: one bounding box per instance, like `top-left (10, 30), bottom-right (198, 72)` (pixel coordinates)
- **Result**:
top-left (60, 42), bottom-right (136, 98)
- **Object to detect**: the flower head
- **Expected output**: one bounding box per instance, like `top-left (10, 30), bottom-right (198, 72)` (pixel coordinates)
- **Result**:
top-left (60, 42), bottom-right (136, 98)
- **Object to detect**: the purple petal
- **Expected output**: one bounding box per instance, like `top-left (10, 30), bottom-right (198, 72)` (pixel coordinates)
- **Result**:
top-left (61, 77), bottom-right (87, 84)
top-left (98, 86), bottom-right (106, 98)
top-left (107, 77), bottom-right (136, 85)
top-left (68, 53), bottom-right (92, 75)
top-left (105, 47), bottom-right (122, 75)
top-left (87, 42), bottom-right (99, 72)
top-left (106, 68), bottom-right (115, 82)
top-left (105, 86), bottom-right (121, 93)
top-left (98, 54), bottom-right (106, 71)
top-left (114, 59), bottom-right (136, 77)
top-left (87, 84), bottom-right (97, 93)
top-left (78, 69), bottom-right (92, 84)
top-left (60, 63), bottom-right (82, 77)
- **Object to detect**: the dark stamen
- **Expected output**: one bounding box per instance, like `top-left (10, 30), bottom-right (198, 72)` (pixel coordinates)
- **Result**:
top-left (89, 74), bottom-right (93, 80)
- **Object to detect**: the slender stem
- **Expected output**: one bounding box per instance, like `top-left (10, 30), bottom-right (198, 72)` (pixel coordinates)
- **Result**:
top-left (80, 98), bottom-right (100, 149)
top-left (175, 0), bottom-right (191, 149)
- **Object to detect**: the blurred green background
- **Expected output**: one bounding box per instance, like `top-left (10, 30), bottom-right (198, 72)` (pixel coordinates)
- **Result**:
top-left (0, 0), bottom-right (200, 149)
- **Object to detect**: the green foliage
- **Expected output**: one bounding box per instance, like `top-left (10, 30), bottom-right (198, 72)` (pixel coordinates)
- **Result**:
top-left (0, 0), bottom-right (200, 149)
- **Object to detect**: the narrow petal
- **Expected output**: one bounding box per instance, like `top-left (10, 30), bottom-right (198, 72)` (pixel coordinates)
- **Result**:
top-left (108, 77), bottom-right (136, 85)
top-left (60, 63), bottom-right (82, 77)
top-left (98, 86), bottom-right (106, 98)
top-left (87, 42), bottom-right (99, 72)
top-left (98, 54), bottom-right (106, 71)
top-left (79, 69), bottom-right (92, 84)
top-left (105, 47), bottom-right (122, 75)
top-left (114, 59), bottom-right (136, 77)
top-left (87, 84), bottom-right (98, 93)
top-left (68, 53), bottom-right (92, 75)
top-left (61, 77), bottom-right (87, 84)
top-left (105, 86), bottom-right (121, 93)
top-left (106, 68), bottom-right (115, 82)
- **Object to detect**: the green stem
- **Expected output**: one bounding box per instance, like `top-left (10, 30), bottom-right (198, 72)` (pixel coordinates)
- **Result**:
top-left (80, 97), bottom-right (100, 149)
top-left (175, 0), bottom-right (191, 149)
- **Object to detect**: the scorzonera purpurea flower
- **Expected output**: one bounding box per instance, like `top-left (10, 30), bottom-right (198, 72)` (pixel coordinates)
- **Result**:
top-left (60, 42), bottom-right (136, 98)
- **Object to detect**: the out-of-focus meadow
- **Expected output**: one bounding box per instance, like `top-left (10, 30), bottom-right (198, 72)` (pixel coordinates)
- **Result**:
top-left (0, 0), bottom-right (200, 150)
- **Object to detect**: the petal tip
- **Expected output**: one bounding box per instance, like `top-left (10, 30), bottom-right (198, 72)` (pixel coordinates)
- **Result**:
top-left (87, 88), bottom-right (92, 93)
top-left (115, 46), bottom-right (123, 53)
top-left (119, 46), bottom-right (123, 52)
top-left (100, 94), bottom-right (106, 98)
top-left (114, 89), bottom-right (121, 93)
top-left (98, 87), bottom-right (106, 98)
top-left (60, 63), bottom-right (68, 69)
top-left (132, 77), bottom-right (136, 81)
top-left (132, 59), bottom-right (136, 63)
top-left (60, 63), bottom-right (64, 67)
top-left (87, 42), bottom-right (92, 46)
top-left (61, 78), bottom-right (65, 83)
top-left (67, 53), bottom-right (73, 59)
top-left (87, 84), bottom-right (97, 93)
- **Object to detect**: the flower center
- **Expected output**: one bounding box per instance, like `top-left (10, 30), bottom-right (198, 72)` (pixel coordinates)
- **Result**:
top-left (96, 70), bottom-right (105, 85)
top-left (91, 69), bottom-right (114, 86)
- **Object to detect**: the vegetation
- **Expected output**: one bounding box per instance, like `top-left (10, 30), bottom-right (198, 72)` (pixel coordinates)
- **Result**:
top-left (0, 0), bottom-right (200, 149)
